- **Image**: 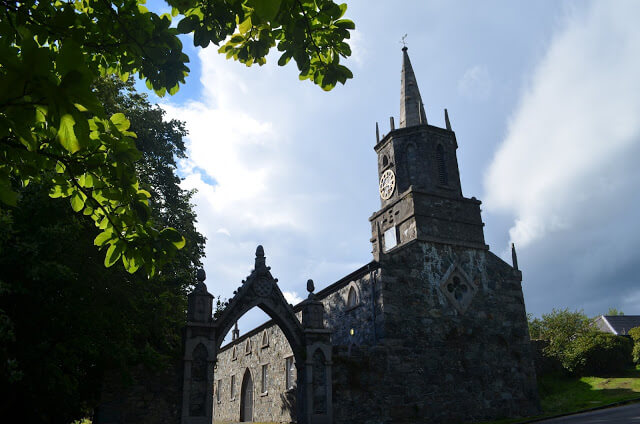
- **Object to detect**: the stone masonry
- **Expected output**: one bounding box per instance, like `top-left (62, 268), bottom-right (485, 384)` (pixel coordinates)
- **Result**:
top-left (211, 47), bottom-right (540, 423)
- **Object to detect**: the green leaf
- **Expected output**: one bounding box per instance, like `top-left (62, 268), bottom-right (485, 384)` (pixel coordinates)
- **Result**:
top-left (109, 113), bottom-right (131, 131)
top-left (161, 227), bottom-right (186, 249)
top-left (104, 242), bottom-right (124, 267)
top-left (94, 230), bottom-right (113, 246)
top-left (58, 114), bottom-right (80, 153)
top-left (249, 0), bottom-right (282, 21)
top-left (70, 193), bottom-right (85, 212)
top-left (239, 16), bottom-right (252, 34)
top-left (0, 184), bottom-right (18, 206)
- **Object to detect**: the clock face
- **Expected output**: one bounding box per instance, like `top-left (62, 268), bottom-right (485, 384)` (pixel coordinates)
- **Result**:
top-left (379, 169), bottom-right (396, 200)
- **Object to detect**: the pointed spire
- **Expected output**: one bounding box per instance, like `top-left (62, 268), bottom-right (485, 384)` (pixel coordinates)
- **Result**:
top-left (232, 321), bottom-right (239, 340)
top-left (511, 243), bottom-right (519, 270)
top-left (390, 116), bottom-right (395, 131)
top-left (445, 108), bottom-right (451, 131)
top-left (399, 47), bottom-right (427, 128)
top-left (376, 122), bottom-right (380, 143)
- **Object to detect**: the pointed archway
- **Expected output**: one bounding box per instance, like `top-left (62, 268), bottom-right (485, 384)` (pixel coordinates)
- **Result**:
top-left (181, 246), bottom-right (333, 424)
top-left (240, 368), bottom-right (253, 422)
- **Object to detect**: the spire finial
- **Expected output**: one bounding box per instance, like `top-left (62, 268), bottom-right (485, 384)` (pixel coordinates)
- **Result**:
top-left (376, 122), bottom-right (380, 143)
top-left (232, 321), bottom-right (239, 340)
top-left (511, 243), bottom-right (519, 271)
top-left (306, 279), bottom-right (315, 299)
top-left (400, 33), bottom-right (408, 50)
top-left (255, 245), bottom-right (266, 269)
top-left (445, 108), bottom-right (452, 131)
top-left (399, 46), bottom-right (426, 128)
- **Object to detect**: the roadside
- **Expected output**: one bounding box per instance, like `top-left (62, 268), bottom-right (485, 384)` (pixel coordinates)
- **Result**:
top-left (478, 366), bottom-right (640, 424)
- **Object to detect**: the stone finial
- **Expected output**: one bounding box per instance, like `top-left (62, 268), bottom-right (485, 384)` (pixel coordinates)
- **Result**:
top-left (307, 279), bottom-right (315, 294)
top-left (511, 243), bottom-right (519, 271)
top-left (445, 108), bottom-right (452, 131)
top-left (390, 116), bottom-right (395, 131)
top-left (196, 268), bottom-right (206, 282)
top-left (255, 245), bottom-right (266, 269)
top-left (418, 101), bottom-right (427, 125)
top-left (194, 269), bottom-right (207, 292)
top-left (232, 321), bottom-right (239, 341)
top-left (376, 122), bottom-right (380, 143)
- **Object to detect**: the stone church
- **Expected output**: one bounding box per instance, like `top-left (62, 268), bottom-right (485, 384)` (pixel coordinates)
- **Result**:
top-left (179, 47), bottom-right (540, 424)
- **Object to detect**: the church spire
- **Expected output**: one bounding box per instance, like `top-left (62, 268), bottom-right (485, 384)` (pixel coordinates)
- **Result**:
top-left (399, 47), bottom-right (427, 128)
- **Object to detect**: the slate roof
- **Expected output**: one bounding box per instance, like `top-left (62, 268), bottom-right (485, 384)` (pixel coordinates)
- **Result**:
top-left (598, 315), bottom-right (640, 335)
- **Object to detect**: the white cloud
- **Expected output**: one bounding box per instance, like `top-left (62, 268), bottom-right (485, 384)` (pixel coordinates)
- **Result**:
top-left (485, 1), bottom-right (640, 247)
top-left (457, 65), bottom-right (491, 100)
top-left (283, 291), bottom-right (304, 306)
top-left (484, 0), bottom-right (640, 315)
top-left (160, 43), bottom-right (374, 322)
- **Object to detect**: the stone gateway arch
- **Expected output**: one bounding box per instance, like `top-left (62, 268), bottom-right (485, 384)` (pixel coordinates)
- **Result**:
top-left (181, 246), bottom-right (333, 424)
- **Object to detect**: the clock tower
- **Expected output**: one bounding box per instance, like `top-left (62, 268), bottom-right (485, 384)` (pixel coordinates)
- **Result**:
top-left (370, 47), bottom-right (487, 260)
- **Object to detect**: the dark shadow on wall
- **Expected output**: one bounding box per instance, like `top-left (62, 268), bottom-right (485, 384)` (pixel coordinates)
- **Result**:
top-left (279, 389), bottom-right (296, 421)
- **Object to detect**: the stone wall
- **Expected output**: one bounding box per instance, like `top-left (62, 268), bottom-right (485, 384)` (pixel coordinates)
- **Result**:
top-left (212, 264), bottom-right (380, 422)
top-left (213, 325), bottom-right (296, 423)
top-left (354, 241), bottom-right (540, 423)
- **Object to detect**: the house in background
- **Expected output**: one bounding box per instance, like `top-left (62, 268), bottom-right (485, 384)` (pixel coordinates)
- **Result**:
top-left (594, 315), bottom-right (640, 336)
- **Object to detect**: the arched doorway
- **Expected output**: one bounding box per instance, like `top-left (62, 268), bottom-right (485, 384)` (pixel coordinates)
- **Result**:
top-left (182, 246), bottom-right (334, 424)
top-left (240, 368), bottom-right (253, 422)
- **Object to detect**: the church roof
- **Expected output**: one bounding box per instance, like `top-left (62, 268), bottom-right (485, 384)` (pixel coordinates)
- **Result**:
top-left (399, 47), bottom-right (427, 128)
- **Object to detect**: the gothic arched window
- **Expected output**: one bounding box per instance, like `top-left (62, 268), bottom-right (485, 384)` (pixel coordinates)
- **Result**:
top-left (382, 155), bottom-right (389, 168)
top-left (436, 144), bottom-right (448, 185)
top-left (347, 287), bottom-right (357, 308)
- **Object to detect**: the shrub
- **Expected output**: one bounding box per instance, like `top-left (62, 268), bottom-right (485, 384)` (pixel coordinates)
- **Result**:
top-left (629, 326), bottom-right (640, 363)
top-left (564, 331), bottom-right (632, 375)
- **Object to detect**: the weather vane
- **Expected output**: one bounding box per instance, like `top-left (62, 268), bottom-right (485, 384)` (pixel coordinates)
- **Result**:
top-left (400, 34), bottom-right (408, 48)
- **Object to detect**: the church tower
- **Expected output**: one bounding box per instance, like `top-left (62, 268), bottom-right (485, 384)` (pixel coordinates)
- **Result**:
top-left (353, 47), bottom-right (540, 423)
top-left (370, 47), bottom-right (486, 259)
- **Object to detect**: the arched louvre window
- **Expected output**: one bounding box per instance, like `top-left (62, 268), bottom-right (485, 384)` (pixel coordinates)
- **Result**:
top-left (436, 144), bottom-right (448, 185)
top-left (347, 287), bottom-right (357, 308)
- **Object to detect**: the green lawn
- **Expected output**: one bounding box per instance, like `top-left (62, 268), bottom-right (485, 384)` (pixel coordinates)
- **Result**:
top-left (477, 366), bottom-right (640, 424)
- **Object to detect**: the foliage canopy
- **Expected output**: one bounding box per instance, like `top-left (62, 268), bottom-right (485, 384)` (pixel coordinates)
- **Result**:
top-left (530, 309), bottom-right (633, 375)
top-left (0, 0), bottom-right (354, 275)
top-left (0, 76), bottom-right (206, 422)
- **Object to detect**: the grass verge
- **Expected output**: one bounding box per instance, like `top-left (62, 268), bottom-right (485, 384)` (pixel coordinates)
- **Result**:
top-left (478, 366), bottom-right (640, 424)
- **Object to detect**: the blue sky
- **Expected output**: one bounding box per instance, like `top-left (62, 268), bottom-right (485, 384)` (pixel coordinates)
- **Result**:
top-left (145, 0), bottom-right (640, 334)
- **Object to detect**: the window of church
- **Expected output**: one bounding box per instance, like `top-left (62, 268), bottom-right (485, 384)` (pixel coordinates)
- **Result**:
top-left (261, 364), bottom-right (269, 394)
top-left (230, 374), bottom-right (236, 400)
top-left (347, 287), bottom-right (357, 308)
top-left (436, 144), bottom-right (448, 185)
top-left (285, 356), bottom-right (295, 390)
top-left (384, 226), bottom-right (397, 251)
top-left (232, 346), bottom-right (237, 361)
top-left (382, 154), bottom-right (389, 167)
top-left (216, 379), bottom-right (221, 403)
top-left (261, 330), bottom-right (269, 348)
top-left (245, 339), bottom-right (251, 355)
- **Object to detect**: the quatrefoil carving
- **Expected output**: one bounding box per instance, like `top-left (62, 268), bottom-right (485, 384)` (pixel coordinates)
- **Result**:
top-left (439, 263), bottom-right (477, 314)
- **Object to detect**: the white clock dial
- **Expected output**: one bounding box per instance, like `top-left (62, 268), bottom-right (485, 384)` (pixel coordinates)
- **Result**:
top-left (379, 169), bottom-right (396, 200)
